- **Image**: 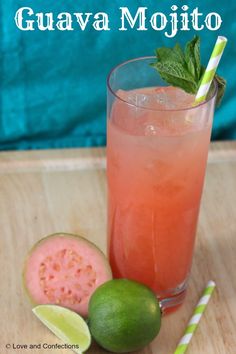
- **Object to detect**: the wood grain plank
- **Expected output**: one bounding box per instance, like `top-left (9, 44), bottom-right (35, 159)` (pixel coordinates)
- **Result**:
top-left (0, 148), bottom-right (106, 173)
top-left (0, 142), bottom-right (236, 173)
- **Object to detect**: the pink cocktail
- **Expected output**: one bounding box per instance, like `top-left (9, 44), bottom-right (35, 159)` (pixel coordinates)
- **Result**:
top-left (107, 58), bottom-right (217, 310)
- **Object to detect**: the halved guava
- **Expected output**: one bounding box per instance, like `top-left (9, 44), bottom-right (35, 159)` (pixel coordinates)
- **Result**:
top-left (23, 233), bottom-right (112, 317)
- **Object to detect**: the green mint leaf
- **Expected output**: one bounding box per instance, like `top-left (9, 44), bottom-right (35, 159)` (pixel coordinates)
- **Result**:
top-left (153, 62), bottom-right (198, 94)
top-left (214, 73), bottom-right (226, 106)
top-left (173, 43), bottom-right (186, 65)
top-left (193, 40), bottom-right (201, 80)
top-left (185, 36), bottom-right (201, 81)
top-left (155, 62), bottom-right (195, 84)
top-left (199, 65), bottom-right (205, 81)
top-left (211, 73), bottom-right (226, 107)
top-left (155, 43), bottom-right (185, 65)
top-left (157, 72), bottom-right (198, 94)
top-left (156, 47), bottom-right (179, 64)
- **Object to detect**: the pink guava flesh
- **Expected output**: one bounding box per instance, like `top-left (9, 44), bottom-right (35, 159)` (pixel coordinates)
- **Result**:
top-left (24, 233), bottom-right (112, 317)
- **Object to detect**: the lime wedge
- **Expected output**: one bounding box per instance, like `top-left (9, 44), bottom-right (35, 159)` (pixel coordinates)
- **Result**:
top-left (32, 305), bottom-right (91, 353)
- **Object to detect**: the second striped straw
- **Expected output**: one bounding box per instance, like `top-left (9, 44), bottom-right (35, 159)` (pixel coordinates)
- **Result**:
top-left (174, 280), bottom-right (216, 354)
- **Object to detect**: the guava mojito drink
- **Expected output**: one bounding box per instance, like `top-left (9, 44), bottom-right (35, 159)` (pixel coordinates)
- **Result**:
top-left (107, 58), bottom-right (216, 308)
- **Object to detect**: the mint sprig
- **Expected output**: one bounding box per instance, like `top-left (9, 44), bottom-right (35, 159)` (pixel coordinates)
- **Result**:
top-left (151, 36), bottom-right (226, 106)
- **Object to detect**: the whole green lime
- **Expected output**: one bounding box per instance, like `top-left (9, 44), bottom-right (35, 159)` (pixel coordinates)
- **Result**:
top-left (88, 279), bottom-right (161, 353)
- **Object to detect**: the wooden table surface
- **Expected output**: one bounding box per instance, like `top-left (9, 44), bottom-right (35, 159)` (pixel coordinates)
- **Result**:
top-left (1, 142), bottom-right (236, 354)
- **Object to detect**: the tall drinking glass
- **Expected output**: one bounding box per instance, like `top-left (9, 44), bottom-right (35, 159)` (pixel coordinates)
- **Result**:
top-left (107, 57), bottom-right (217, 310)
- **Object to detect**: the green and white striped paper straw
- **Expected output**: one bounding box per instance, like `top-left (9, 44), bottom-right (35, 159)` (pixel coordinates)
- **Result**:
top-left (174, 280), bottom-right (216, 354)
top-left (195, 36), bottom-right (227, 104)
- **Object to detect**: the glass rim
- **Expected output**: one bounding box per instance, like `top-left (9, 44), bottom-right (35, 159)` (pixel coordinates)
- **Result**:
top-left (107, 56), bottom-right (218, 112)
